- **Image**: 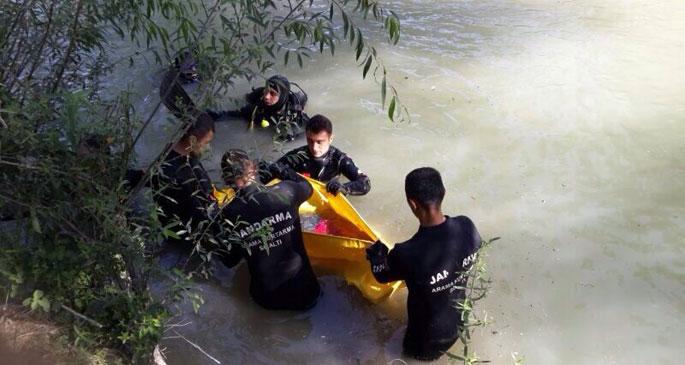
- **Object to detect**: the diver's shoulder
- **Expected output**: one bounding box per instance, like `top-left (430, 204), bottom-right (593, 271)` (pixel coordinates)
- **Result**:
top-left (450, 215), bottom-right (476, 228)
top-left (328, 146), bottom-right (350, 160)
top-left (285, 145), bottom-right (309, 156)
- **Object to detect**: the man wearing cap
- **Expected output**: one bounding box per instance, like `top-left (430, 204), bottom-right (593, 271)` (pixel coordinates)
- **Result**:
top-left (207, 75), bottom-right (309, 141)
top-left (218, 149), bottom-right (321, 310)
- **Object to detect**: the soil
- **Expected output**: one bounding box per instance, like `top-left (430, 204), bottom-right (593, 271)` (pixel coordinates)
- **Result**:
top-left (0, 304), bottom-right (121, 365)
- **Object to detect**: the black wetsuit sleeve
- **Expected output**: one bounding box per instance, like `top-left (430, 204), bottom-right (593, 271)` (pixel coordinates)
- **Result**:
top-left (208, 88), bottom-right (263, 122)
top-left (368, 242), bottom-right (406, 283)
top-left (276, 149), bottom-right (306, 170)
top-left (283, 179), bottom-right (313, 206)
top-left (339, 155), bottom-right (371, 196)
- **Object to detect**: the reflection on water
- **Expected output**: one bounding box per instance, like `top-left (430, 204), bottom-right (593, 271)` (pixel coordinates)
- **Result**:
top-left (111, 0), bottom-right (685, 363)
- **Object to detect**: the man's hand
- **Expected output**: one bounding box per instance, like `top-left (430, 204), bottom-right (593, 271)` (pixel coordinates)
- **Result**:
top-left (326, 179), bottom-right (349, 195)
top-left (366, 240), bottom-right (389, 274)
top-left (366, 240), bottom-right (389, 261)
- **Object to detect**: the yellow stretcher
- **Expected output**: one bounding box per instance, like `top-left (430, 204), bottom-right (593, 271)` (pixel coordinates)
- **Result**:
top-left (214, 177), bottom-right (402, 303)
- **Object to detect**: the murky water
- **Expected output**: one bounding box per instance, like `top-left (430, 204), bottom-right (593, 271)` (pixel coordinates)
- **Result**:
top-left (111, 0), bottom-right (685, 364)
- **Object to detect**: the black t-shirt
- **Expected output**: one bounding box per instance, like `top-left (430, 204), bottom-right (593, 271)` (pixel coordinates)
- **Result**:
top-left (150, 150), bottom-right (214, 236)
top-left (220, 180), bottom-right (320, 310)
top-left (275, 146), bottom-right (371, 195)
top-left (371, 216), bottom-right (481, 359)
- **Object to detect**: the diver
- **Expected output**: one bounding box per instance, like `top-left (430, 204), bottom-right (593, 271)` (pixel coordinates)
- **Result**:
top-left (218, 149), bottom-right (321, 310)
top-left (266, 114), bottom-right (370, 196)
top-left (160, 50), bottom-right (200, 122)
top-left (206, 75), bottom-right (309, 141)
top-left (365, 167), bottom-right (482, 361)
top-left (150, 114), bottom-right (217, 245)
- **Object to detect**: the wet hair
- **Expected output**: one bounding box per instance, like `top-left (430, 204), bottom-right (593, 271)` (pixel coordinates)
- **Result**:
top-left (306, 114), bottom-right (333, 135)
top-left (181, 112), bottom-right (215, 141)
top-left (405, 167), bottom-right (446, 208)
top-left (221, 149), bottom-right (255, 187)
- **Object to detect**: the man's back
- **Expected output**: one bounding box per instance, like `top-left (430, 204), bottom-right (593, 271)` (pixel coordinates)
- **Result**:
top-left (379, 215), bottom-right (481, 358)
top-left (221, 180), bottom-right (320, 310)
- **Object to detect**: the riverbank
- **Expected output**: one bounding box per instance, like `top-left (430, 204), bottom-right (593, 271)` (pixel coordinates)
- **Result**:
top-left (0, 304), bottom-right (125, 365)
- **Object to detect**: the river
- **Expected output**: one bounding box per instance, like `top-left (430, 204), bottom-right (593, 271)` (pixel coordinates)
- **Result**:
top-left (113, 0), bottom-right (685, 364)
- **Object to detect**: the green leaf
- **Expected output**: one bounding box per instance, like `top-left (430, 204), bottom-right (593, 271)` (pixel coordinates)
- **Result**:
top-left (162, 228), bottom-right (180, 239)
top-left (297, 53), bottom-right (303, 68)
top-left (329, 4), bottom-right (334, 20)
top-left (388, 96), bottom-right (396, 121)
top-left (342, 12), bottom-right (350, 37)
top-left (24, 290), bottom-right (50, 312)
top-left (349, 24), bottom-right (356, 45)
top-left (362, 56), bottom-right (372, 79)
top-left (381, 73), bottom-right (387, 108)
top-left (284, 50), bottom-right (290, 66)
top-left (355, 32), bottom-right (364, 60)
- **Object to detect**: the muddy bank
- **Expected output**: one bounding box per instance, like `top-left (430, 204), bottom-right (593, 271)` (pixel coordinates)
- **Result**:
top-left (0, 305), bottom-right (124, 365)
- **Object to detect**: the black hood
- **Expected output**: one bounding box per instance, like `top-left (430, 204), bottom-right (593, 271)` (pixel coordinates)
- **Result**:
top-left (264, 75), bottom-right (291, 111)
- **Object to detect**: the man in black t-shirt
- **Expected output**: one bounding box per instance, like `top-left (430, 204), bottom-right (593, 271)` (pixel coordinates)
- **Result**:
top-left (366, 167), bottom-right (481, 361)
top-left (267, 114), bottom-right (370, 196)
top-left (219, 149), bottom-right (321, 310)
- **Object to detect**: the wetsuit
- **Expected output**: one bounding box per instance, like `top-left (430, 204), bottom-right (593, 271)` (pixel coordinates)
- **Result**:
top-left (368, 216), bottom-right (481, 360)
top-left (209, 86), bottom-right (309, 141)
top-left (220, 180), bottom-right (321, 310)
top-left (273, 145), bottom-right (371, 196)
top-left (150, 150), bottom-right (216, 242)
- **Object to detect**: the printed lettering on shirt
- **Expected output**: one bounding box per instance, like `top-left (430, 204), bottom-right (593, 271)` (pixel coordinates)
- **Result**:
top-left (372, 263), bottom-right (387, 273)
top-left (431, 277), bottom-right (460, 293)
top-left (462, 252), bottom-right (478, 268)
top-left (244, 224), bottom-right (295, 250)
top-left (429, 269), bottom-right (450, 285)
top-left (238, 210), bottom-right (293, 238)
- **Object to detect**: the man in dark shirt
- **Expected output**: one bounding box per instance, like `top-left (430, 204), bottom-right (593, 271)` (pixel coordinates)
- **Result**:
top-left (219, 149), bottom-right (321, 310)
top-left (366, 167), bottom-right (481, 361)
top-left (150, 114), bottom-right (217, 244)
top-left (270, 114), bottom-right (370, 196)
